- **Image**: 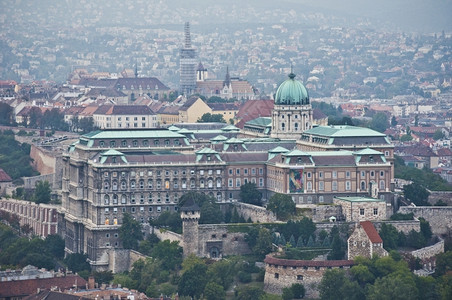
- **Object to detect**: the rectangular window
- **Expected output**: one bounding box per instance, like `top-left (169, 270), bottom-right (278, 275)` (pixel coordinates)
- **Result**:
top-left (244, 169), bottom-right (248, 175)
top-left (319, 171), bottom-right (323, 178)
top-left (373, 208), bottom-right (378, 215)
top-left (228, 179), bottom-right (233, 187)
top-left (319, 181), bottom-right (324, 191)
top-left (236, 169), bottom-right (240, 175)
top-left (236, 178), bottom-right (241, 187)
top-left (346, 181), bottom-right (351, 191)
top-left (346, 171), bottom-right (350, 179)
top-left (259, 168), bottom-right (263, 175)
top-left (307, 172), bottom-right (311, 178)
top-left (360, 208), bottom-right (365, 215)
top-left (361, 171), bottom-right (365, 178)
top-left (259, 178), bottom-right (264, 187)
top-left (229, 169), bottom-right (233, 175)
top-left (332, 171), bottom-right (337, 178)
top-left (252, 168), bottom-right (256, 175)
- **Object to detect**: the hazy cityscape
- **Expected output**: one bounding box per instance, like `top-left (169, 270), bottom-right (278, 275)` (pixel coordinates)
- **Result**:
top-left (0, 1), bottom-right (451, 299)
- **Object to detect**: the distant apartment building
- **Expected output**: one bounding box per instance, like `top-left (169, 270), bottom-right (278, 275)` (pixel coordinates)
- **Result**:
top-left (93, 105), bottom-right (158, 129)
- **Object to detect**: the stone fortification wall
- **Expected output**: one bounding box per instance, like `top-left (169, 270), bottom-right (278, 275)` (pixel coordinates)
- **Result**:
top-left (153, 228), bottom-right (183, 244)
top-left (0, 198), bottom-right (58, 238)
top-left (410, 239), bottom-right (444, 261)
top-left (315, 220), bottom-right (419, 236)
top-left (234, 202), bottom-right (277, 223)
top-left (30, 144), bottom-right (56, 175)
top-left (23, 174), bottom-right (55, 190)
top-left (263, 255), bottom-right (354, 298)
top-left (398, 206), bottom-right (452, 235)
top-left (197, 224), bottom-right (251, 257)
top-left (107, 249), bottom-right (148, 273)
top-left (312, 205), bottom-right (342, 222)
top-left (428, 192), bottom-right (452, 206)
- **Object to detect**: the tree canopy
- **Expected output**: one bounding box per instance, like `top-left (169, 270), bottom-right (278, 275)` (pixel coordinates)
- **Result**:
top-left (198, 113), bottom-right (226, 123)
top-left (266, 193), bottom-right (296, 220)
top-left (239, 182), bottom-right (262, 206)
top-left (119, 213), bottom-right (143, 250)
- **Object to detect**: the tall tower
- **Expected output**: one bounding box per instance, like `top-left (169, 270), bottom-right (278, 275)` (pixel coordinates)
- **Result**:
top-left (179, 22), bottom-right (197, 95)
top-left (180, 198), bottom-right (200, 257)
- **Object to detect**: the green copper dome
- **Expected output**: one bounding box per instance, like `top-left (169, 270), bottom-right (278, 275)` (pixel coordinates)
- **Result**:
top-left (274, 73), bottom-right (309, 105)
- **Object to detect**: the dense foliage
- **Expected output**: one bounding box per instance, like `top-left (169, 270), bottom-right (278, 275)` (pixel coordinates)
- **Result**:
top-left (0, 130), bottom-right (38, 182)
top-left (0, 223), bottom-right (64, 270)
top-left (319, 254), bottom-right (451, 300)
top-left (395, 155), bottom-right (452, 191)
top-left (119, 213), bottom-right (143, 250)
top-left (266, 193), bottom-right (296, 220)
top-left (197, 112), bottom-right (226, 123)
top-left (239, 182), bottom-right (262, 206)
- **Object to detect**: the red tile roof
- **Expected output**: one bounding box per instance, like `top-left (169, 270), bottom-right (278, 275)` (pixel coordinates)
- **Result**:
top-left (360, 221), bottom-right (383, 243)
top-left (0, 275), bottom-right (87, 298)
top-left (0, 168), bottom-right (12, 182)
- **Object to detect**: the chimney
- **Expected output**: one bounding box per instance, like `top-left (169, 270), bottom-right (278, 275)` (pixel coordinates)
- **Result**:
top-left (88, 276), bottom-right (95, 289)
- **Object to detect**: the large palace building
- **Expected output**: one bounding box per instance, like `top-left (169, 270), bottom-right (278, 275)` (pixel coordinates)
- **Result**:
top-left (60, 73), bottom-right (394, 269)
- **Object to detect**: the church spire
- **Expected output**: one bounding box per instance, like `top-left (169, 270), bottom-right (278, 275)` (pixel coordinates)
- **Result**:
top-left (134, 60), bottom-right (138, 78)
top-left (224, 66), bottom-right (231, 87)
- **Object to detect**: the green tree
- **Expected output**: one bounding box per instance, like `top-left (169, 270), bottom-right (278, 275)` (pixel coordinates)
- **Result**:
top-left (400, 134), bottom-right (413, 142)
top-left (119, 213), bottom-right (143, 250)
top-left (79, 117), bottom-right (95, 133)
top-left (370, 112), bottom-right (389, 133)
top-left (267, 193), bottom-right (296, 220)
top-left (34, 181), bottom-right (51, 204)
top-left (204, 281), bottom-right (226, 300)
top-left (64, 253), bottom-right (90, 273)
top-left (178, 262), bottom-right (208, 299)
top-left (151, 240), bottom-right (183, 270)
top-left (379, 223), bottom-right (400, 250)
top-left (319, 269), bottom-right (364, 300)
top-left (435, 251), bottom-right (452, 277)
top-left (199, 201), bottom-right (224, 224)
top-left (433, 129), bottom-right (445, 140)
top-left (150, 211), bottom-right (182, 233)
top-left (367, 273), bottom-right (418, 300)
top-left (391, 116), bottom-right (398, 127)
top-left (207, 259), bottom-right (236, 290)
top-left (253, 228), bottom-right (273, 259)
top-left (239, 182), bottom-right (262, 206)
top-left (403, 183), bottom-right (430, 206)
top-left (45, 234), bottom-right (65, 259)
top-left (235, 285), bottom-right (265, 300)
top-left (198, 113), bottom-right (226, 123)
top-left (0, 102), bottom-right (14, 125)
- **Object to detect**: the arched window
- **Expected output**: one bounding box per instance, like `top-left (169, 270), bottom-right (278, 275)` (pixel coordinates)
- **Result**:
top-left (139, 180), bottom-right (144, 189)
top-left (294, 123), bottom-right (299, 130)
top-left (216, 192), bottom-right (222, 201)
top-left (361, 181), bottom-right (366, 190)
top-left (307, 182), bottom-right (312, 191)
top-left (216, 178), bottom-right (222, 188)
top-left (148, 179), bottom-right (153, 189)
top-left (281, 123), bottom-right (285, 130)
top-left (130, 180), bottom-right (136, 189)
top-left (208, 179), bottom-right (213, 188)
top-left (104, 195), bottom-right (110, 205)
top-left (121, 194), bottom-right (127, 204)
top-left (200, 179), bottom-right (205, 188)
top-left (112, 180), bottom-right (118, 191)
top-left (379, 180), bottom-right (385, 190)
top-left (104, 181), bottom-right (110, 190)
top-left (121, 180), bottom-right (127, 190)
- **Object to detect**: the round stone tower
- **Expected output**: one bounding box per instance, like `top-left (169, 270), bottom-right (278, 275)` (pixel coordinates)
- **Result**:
top-left (180, 198), bottom-right (201, 257)
top-left (271, 72), bottom-right (313, 138)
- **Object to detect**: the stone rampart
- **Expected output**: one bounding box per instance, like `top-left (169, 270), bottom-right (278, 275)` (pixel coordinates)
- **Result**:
top-left (315, 220), bottom-right (420, 236)
top-left (428, 191), bottom-right (452, 206)
top-left (398, 206), bottom-right (452, 235)
top-left (30, 144), bottom-right (56, 175)
top-left (153, 228), bottom-right (183, 244)
top-left (23, 174), bottom-right (55, 190)
top-left (233, 202), bottom-right (277, 223)
top-left (263, 254), bottom-right (354, 298)
top-left (107, 249), bottom-right (148, 273)
top-left (197, 224), bottom-right (251, 257)
top-left (410, 239), bottom-right (444, 261)
top-left (312, 205), bottom-right (342, 222)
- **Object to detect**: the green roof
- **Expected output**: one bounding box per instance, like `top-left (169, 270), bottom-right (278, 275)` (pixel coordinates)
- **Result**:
top-left (304, 126), bottom-right (386, 138)
top-left (354, 148), bottom-right (383, 155)
top-left (82, 129), bottom-right (186, 139)
top-left (284, 149), bottom-right (311, 156)
top-left (178, 128), bottom-right (194, 134)
top-left (196, 147), bottom-right (219, 154)
top-left (245, 117), bottom-right (272, 127)
top-left (222, 125), bottom-right (240, 131)
top-left (101, 149), bottom-right (125, 156)
top-left (211, 135), bottom-right (228, 141)
top-left (334, 196), bottom-right (385, 202)
top-left (274, 73), bottom-right (309, 105)
top-left (168, 125), bottom-right (181, 131)
top-left (225, 137), bottom-right (244, 144)
top-left (269, 146), bottom-right (289, 153)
